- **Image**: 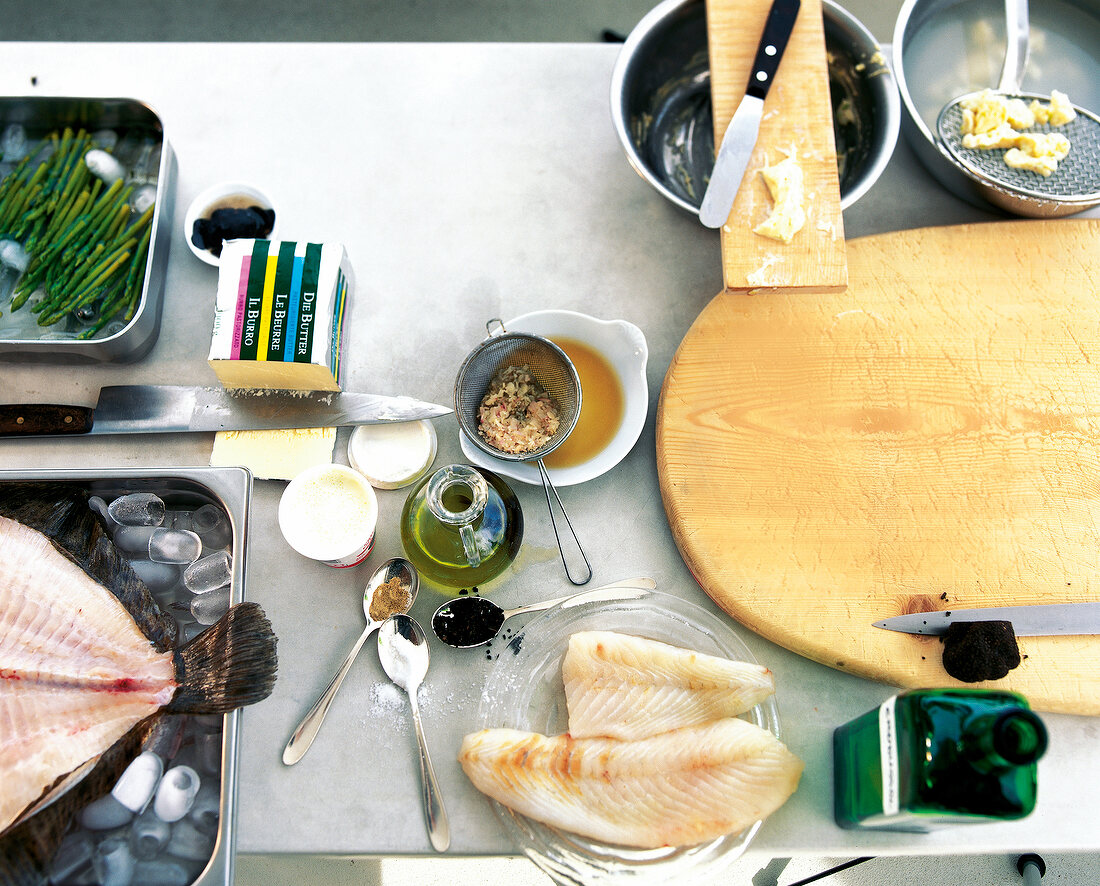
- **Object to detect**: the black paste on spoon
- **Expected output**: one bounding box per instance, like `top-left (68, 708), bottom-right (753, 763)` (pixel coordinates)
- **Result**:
top-left (432, 596), bottom-right (506, 647)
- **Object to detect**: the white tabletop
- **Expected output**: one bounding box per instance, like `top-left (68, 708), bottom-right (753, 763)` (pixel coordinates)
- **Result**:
top-left (0, 42), bottom-right (1096, 861)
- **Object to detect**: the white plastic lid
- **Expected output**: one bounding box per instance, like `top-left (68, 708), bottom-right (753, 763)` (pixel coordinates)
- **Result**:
top-left (348, 420), bottom-right (438, 489)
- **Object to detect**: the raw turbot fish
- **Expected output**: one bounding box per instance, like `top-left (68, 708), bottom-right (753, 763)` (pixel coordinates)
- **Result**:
top-left (459, 718), bottom-right (803, 849)
top-left (562, 631), bottom-right (775, 740)
top-left (0, 483), bottom-right (277, 886)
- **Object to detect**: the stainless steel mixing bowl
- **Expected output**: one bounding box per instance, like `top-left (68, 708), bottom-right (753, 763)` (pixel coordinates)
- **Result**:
top-left (610, 0), bottom-right (900, 213)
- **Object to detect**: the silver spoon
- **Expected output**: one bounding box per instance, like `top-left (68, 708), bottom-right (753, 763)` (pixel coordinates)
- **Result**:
top-left (282, 557), bottom-right (418, 765)
top-left (377, 614), bottom-right (450, 852)
top-left (431, 577), bottom-right (657, 648)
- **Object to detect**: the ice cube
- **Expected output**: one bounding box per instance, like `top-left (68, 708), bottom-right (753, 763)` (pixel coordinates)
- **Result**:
top-left (79, 793), bottom-right (134, 830)
top-left (1, 124), bottom-right (28, 161)
top-left (131, 859), bottom-right (193, 886)
top-left (190, 585), bottom-right (230, 625)
top-left (183, 551), bottom-right (232, 594)
top-left (84, 148), bottom-right (125, 185)
top-left (163, 818), bottom-right (214, 862)
top-left (0, 238), bottom-right (29, 273)
top-left (49, 830), bottom-right (95, 882)
top-left (163, 510), bottom-right (193, 531)
top-left (187, 782), bottom-right (220, 836)
top-left (153, 766), bottom-right (201, 822)
top-left (111, 751), bottom-right (163, 814)
top-left (148, 528), bottom-right (202, 565)
top-left (112, 525), bottom-right (157, 556)
top-left (191, 503), bottom-right (233, 549)
top-left (108, 492), bottom-right (166, 527)
top-left (129, 807), bottom-right (172, 860)
top-left (193, 730), bottom-right (223, 777)
top-left (130, 183), bottom-right (157, 215)
top-left (92, 129), bottom-right (119, 151)
top-left (128, 558), bottom-right (181, 593)
top-left (92, 836), bottom-right (136, 886)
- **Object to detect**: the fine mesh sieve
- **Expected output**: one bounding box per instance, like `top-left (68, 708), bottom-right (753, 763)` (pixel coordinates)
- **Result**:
top-left (454, 322), bottom-right (591, 585)
top-left (454, 331), bottom-right (581, 463)
top-left (933, 0), bottom-right (1100, 217)
top-left (937, 97), bottom-right (1100, 216)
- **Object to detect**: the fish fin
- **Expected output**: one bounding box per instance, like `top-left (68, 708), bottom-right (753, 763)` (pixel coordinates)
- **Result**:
top-left (0, 482), bottom-right (178, 651)
top-left (169, 602), bottom-right (278, 714)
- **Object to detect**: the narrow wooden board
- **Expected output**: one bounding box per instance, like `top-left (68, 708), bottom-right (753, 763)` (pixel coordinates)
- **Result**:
top-left (657, 219), bottom-right (1100, 714)
top-left (706, 0), bottom-right (846, 291)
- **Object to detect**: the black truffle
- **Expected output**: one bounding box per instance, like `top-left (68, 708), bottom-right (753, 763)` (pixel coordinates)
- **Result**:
top-left (191, 205), bottom-right (276, 257)
top-left (941, 620), bottom-right (1021, 682)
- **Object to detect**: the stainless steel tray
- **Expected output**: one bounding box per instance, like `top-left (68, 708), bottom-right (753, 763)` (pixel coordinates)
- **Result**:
top-left (0, 466), bottom-right (252, 886)
top-left (0, 97), bottom-right (177, 364)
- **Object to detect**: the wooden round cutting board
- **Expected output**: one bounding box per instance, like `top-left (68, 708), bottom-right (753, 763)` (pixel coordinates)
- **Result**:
top-left (657, 219), bottom-right (1100, 715)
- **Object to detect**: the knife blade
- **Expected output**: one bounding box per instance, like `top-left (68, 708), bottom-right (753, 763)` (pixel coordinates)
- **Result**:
top-left (698, 0), bottom-right (801, 229)
top-left (874, 602), bottom-right (1100, 637)
top-left (0, 385), bottom-right (452, 437)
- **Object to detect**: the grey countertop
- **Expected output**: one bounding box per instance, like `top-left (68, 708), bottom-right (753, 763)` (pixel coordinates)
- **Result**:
top-left (0, 41), bottom-right (1097, 862)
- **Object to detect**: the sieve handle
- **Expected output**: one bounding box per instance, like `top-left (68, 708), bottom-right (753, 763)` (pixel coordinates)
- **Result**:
top-left (536, 459), bottom-right (592, 586)
top-left (997, 0), bottom-right (1030, 93)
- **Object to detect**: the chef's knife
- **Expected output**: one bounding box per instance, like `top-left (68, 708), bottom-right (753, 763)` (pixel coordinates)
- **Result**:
top-left (0, 385), bottom-right (452, 437)
top-left (698, 0), bottom-right (801, 229)
top-left (874, 602), bottom-right (1100, 637)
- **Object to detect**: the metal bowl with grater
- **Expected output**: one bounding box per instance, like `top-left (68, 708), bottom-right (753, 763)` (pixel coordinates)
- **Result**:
top-left (937, 97), bottom-right (1100, 216)
top-left (931, 0), bottom-right (1100, 217)
top-left (454, 322), bottom-right (591, 585)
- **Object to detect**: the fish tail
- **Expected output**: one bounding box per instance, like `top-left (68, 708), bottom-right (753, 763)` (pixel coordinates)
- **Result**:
top-left (169, 602), bottom-right (278, 714)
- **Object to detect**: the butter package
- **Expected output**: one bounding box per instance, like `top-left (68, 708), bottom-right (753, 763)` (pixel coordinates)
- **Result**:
top-left (208, 240), bottom-right (353, 392)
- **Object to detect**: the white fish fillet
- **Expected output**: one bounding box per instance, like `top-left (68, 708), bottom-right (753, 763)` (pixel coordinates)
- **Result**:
top-left (459, 718), bottom-right (803, 849)
top-left (563, 631), bottom-right (775, 740)
top-left (0, 515), bottom-right (176, 834)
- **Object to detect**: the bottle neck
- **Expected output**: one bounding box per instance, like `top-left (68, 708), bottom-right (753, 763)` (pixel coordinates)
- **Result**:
top-left (425, 464), bottom-right (488, 526)
top-left (967, 709), bottom-right (1048, 770)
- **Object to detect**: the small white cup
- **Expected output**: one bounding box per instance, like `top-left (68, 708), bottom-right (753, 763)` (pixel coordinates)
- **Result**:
top-left (278, 464), bottom-right (378, 568)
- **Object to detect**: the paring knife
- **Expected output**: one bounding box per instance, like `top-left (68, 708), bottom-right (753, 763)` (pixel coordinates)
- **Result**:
top-left (0, 385), bottom-right (452, 438)
top-left (699, 0), bottom-right (802, 229)
top-left (874, 602), bottom-right (1100, 637)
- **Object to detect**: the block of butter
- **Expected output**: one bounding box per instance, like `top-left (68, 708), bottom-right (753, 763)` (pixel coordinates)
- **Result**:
top-left (210, 427), bottom-right (336, 481)
top-left (208, 239), bottom-right (353, 392)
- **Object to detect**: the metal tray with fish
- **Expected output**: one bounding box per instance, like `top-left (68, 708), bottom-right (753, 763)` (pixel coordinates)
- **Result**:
top-left (0, 97), bottom-right (177, 364)
top-left (0, 467), bottom-right (272, 886)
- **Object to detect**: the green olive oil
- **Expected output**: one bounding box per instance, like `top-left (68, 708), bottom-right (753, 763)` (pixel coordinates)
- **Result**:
top-left (400, 464), bottom-right (522, 590)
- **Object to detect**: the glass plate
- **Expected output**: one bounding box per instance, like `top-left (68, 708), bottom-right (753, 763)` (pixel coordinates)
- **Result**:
top-left (475, 588), bottom-right (781, 886)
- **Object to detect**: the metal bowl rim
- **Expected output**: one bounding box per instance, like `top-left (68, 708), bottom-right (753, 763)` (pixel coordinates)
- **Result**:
top-left (609, 0), bottom-right (901, 214)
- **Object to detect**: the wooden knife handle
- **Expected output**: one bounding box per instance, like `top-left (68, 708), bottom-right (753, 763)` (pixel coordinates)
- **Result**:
top-left (0, 404), bottom-right (94, 436)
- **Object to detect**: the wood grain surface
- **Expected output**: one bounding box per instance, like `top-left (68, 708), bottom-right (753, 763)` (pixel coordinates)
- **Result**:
top-left (657, 219), bottom-right (1100, 714)
top-left (706, 0), bottom-right (846, 291)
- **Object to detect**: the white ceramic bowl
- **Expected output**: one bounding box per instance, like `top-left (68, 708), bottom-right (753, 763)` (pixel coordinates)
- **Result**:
top-left (183, 181), bottom-right (278, 266)
top-left (459, 310), bottom-right (649, 487)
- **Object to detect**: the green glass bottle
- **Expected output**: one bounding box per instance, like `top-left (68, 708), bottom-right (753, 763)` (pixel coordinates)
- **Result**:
top-left (833, 689), bottom-right (1047, 832)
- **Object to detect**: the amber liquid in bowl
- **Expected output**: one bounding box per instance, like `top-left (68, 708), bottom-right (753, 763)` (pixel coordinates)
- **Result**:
top-left (544, 337), bottom-right (624, 469)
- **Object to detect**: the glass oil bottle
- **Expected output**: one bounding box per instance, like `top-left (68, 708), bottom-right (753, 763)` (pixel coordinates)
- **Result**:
top-left (399, 464), bottom-right (522, 589)
top-left (833, 688), bottom-right (1047, 832)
